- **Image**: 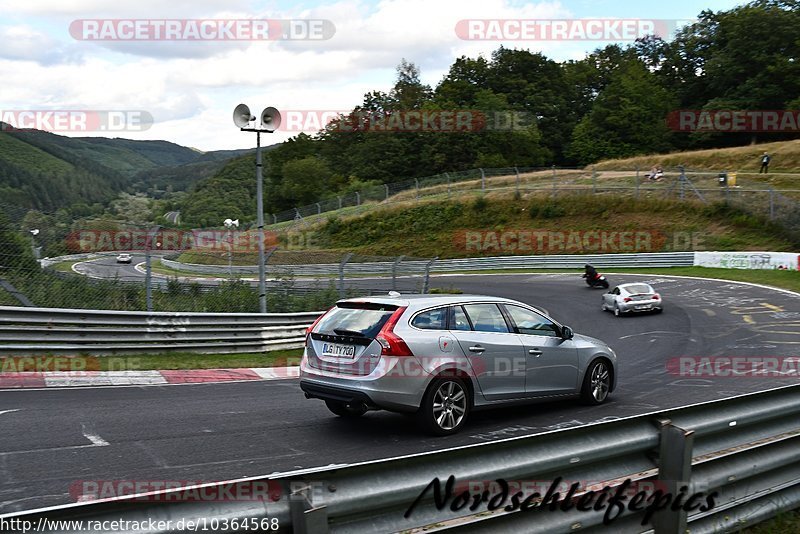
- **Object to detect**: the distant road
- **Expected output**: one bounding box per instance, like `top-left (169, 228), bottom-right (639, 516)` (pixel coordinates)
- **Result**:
top-left (163, 211), bottom-right (180, 224)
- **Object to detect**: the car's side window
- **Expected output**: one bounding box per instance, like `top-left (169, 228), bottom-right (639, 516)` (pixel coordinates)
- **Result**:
top-left (462, 304), bottom-right (511, 333)
top-left (612, 287), bottom-right (620, 295)
top-left (504, 305), bottom-right (559, 337)
top-left (411, 307), bottom-right (447, 330)
top-left (448, 305), bottom-right (472, 331)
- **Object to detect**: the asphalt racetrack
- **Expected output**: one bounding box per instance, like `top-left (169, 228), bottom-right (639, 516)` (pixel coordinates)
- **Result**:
top-left (1, 273), bottom-right (798, 513)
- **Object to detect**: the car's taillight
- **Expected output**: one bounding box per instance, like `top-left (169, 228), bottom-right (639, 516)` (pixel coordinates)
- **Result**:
top-left (623, 297), bottom-right (632, 302)
top-left (305, 308), bottom-right (332, 347)
top-left (652, 294), bottom-right (660, 300)
top-left (376, 306), bottom-right (413, 357)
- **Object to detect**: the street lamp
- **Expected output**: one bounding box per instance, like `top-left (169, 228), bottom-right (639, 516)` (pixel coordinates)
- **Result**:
top-left (223, 218), bottom-right (239, 281)
top-left (233, 103), bottom-right (282, 314)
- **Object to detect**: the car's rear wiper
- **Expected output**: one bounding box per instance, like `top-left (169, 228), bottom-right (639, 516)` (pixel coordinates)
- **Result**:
top-left (333, 328), bottom-right (366, 337)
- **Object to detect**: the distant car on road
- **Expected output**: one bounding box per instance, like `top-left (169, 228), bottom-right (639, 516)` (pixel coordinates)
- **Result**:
top-left (300, 294), bottom-right (617, 435)
top-left (116, 253), bottom-right (133, 264)
top-left (602, 283), bottom-right (663, 316)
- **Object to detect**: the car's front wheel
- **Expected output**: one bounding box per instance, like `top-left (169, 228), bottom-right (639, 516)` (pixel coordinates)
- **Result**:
top-left (325, 400), bottom-right (367, 418)
top-left (581, 359), bottom-right (612, 405)
top-left (418, 376), bottom-right (470, 436)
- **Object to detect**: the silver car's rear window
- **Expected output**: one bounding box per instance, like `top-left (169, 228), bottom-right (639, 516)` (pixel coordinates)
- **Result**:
top-left (624, 284), bottom-right (653, 294)
top-left (315, 303), bottom-right (399, 338)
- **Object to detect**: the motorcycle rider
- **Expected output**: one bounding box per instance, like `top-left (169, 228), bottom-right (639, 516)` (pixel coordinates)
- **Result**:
top-left (582, 263), bottom-right (598, 282)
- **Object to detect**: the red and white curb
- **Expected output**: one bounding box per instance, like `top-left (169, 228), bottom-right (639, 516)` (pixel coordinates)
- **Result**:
top-left (0, 367), bottom-right (299, 389)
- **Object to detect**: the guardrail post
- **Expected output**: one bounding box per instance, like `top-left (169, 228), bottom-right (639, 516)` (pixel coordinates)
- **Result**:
top-left (480, 168), bottom-right (485, 191)
top-left (339, 253), bottom-right (353, 298)
top-left (316, 202), bottom-right (322, 215)
top-left (283, 480), bottom-right (329, 534)
top-left (422, 257), bottom-right (437, 294)
top-left (652, 419), bottom-right (694, 534)
top-left (392, 255), bottom-right (405, 291)
top-left (384, 183), bottom-right (389, 200)
top-left (515, 166), bottom-right (520, 196)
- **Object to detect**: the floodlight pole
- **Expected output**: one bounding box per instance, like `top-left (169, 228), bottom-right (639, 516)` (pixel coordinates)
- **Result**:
top-left (256, 132), bottom-right (267, 313)
top-left (235, 103), bottom-right (280, 314)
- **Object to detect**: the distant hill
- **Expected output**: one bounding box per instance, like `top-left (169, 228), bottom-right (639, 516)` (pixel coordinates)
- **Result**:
top-left (0, 124), bottom-right (258, 211)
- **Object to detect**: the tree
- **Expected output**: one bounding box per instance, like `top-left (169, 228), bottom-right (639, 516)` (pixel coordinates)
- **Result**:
top-left (280, 157), bottom-right (333, 206)
top-left (567, 62), bottom-right (676, 164)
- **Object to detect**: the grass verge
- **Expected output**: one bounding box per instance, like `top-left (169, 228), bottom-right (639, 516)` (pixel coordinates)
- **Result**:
top-left (0, 349), bottom-right (303, 372)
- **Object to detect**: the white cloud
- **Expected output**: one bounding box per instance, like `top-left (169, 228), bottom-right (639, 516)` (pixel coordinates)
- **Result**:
top-left (3, 0), bottom-right (637, 150)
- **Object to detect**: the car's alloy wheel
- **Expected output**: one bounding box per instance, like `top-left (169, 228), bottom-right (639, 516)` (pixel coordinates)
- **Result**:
top-left (419, 377), bottom-right (470, 435)
top-left (325, 400), bottom-right (367, 418)
top-left (581, 360), bottom-right (611, 405)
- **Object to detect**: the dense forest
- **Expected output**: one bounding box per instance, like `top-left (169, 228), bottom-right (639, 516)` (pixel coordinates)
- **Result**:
top-left (179, 0), bottom-right (800, 227)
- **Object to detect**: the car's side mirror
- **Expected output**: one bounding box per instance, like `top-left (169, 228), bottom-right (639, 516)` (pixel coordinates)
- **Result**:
top-left (561, 326), bottom-right (574, 340)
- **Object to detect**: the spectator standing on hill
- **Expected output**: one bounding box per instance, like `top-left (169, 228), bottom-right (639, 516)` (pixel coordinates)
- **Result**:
top-left (759, 152), bottom-right (771, 174)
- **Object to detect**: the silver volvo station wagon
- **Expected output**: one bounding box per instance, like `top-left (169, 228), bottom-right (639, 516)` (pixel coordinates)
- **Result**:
top-left (300, 294), bottom-right (617, 435)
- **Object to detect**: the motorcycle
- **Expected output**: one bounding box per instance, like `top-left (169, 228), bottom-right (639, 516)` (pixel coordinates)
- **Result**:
top-left (582, 271), bottom-right (609, 289)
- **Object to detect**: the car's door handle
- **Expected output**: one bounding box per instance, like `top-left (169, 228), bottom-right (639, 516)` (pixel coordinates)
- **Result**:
top-left (529, 349), bottom-right (543, 357)
top-left (468, 345), bottom-right (485, 353)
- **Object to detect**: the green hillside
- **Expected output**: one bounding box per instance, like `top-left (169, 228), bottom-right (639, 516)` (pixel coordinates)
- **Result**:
top-left (0, 126), bottom-right (255, 212)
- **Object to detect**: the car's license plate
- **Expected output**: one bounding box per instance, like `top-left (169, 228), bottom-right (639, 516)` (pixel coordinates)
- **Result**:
top-left (635, 305), bottom-right (650, 310)
top-left (322, 343), bottom-right (356, 359)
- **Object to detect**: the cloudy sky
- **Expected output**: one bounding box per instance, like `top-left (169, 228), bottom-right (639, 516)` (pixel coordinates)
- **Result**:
top-left (0, 0), bottom-right (743, 151)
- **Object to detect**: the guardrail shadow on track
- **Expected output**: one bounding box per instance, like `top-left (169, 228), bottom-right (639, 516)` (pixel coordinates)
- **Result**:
top-left (4, 384), bottom-right (800, 533)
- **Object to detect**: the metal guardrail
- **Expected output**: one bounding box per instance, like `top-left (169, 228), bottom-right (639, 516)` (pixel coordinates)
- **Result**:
top-left (0, 306), bottom-right (323, 355)
top-left (162, 252), bottom-right (696, 277)
top-left (5, 384), bottom-right (799, 533)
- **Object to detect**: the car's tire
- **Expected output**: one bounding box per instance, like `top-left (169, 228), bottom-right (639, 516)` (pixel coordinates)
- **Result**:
top-left (581, 359), bottom-right (612, 405)
top-left (654, 307), bottom-right (663, 314)
top-left (325, 400), bottom-right (367, 418)
top-left (613, 303), bottom-right (621, 317)
top-left (418, 376), bottom-right (471, 436)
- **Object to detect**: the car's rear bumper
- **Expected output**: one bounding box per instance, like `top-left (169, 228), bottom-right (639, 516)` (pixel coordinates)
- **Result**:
top-left (300, 357), bottom-right (432, 413)
top-left (619, 301), bottom-right (662, 313)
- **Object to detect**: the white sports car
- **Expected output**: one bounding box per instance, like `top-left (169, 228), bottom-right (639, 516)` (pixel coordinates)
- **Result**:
top-left (602, 283), bottom-right (663, 316)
